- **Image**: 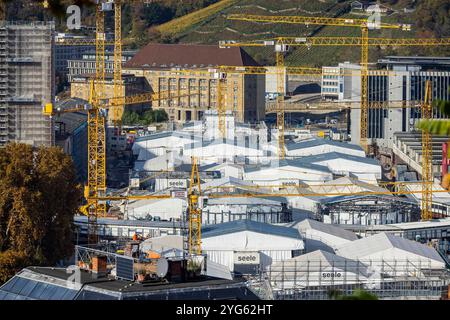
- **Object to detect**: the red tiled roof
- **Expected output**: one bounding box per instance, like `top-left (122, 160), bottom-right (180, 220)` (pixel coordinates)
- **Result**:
top-left (124, 43), bottom-right (259, 69)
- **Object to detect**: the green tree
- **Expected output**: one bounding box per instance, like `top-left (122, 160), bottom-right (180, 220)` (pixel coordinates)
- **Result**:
top-left (122, 109), bottom-right (168, 125)
top-left (0, 143), bottom-right (81, 284)
top-left (418, 99), bottom-right (450, 136)
top-left (122, 110), bottom-right (141, 125)
top-left (142, 110), bottom-right (155, 125)
top-left (154, 109), bottom-right (168, 123)
top-left (328, 289), bottom-right (378, 300)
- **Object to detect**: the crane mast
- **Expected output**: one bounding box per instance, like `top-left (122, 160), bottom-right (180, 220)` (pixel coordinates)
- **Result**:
top-left (360, 25), bottom-right (369, 151)
top-left (275, 43), bottom-right (286, 159)
top-left (113, 0), bottom-right (124, 131)
top-left (421, 81), bottom-right (433, 221)
top-left (85, 3), bottom-right (108, 244)
top-left (188, 157), bottom-right (202, 255)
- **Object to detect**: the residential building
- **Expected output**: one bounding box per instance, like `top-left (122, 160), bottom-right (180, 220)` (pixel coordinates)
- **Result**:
top-left (123, 43), bottom-right (265, 123)
top-left (0, 21), bottom-right (54, 147)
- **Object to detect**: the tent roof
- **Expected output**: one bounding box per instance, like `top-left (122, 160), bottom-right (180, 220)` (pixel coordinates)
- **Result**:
top-left (244, 158), bottom-right (331, 174)
top-left (300, 152), bottom-right (380, 166)
top-left (293, 219), bottom-right (358, 241)
top-left (336, 232), bottom-right (444, 262)
top-left (202, 220), bottom-right (300, 240)
top-left (285, 138), bottom-right (363, 152)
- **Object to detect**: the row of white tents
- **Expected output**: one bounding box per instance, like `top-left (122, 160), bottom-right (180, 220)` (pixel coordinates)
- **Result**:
top-left (141, 219), bottom-right (446, 288)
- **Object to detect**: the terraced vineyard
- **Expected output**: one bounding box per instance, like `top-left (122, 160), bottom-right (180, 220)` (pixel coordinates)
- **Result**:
top-left (154, 0), bottom-right (447, 67)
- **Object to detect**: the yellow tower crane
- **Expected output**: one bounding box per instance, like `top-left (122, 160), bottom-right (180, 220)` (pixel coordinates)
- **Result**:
top-left (113, 0), bottom-right (123, 132)
top-left (421, 80), bottom-right (433, 221)
top-left (276, 41), bottom-right (287, 159)
top-left (180, 155), bottom-right (449, 256)
top-left (220, 36), bottom-right (450, 160)
top-left (188, 157), bottom-right (202, 256)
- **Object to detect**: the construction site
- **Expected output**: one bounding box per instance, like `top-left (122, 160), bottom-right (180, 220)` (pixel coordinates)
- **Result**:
top-left (1, 0), bottom-right (450, 301)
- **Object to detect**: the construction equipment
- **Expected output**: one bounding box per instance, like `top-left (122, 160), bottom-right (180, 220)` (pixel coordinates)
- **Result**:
top-left (226, 14), bottom-right (411, 153)
top-left (113, 0), bottom-right (123, 132)
top-left (220, 35), bottom-right (450, 158)
top-left (44, 1), bottom-right (202, 244)
top-left (222, 36), bottom-right (450, 47)
top-left (44, 90), bottom-right (199, 116)
top-left (83, 3), bottom-right (108, 244)
top-left (215, 68), bottom-right (227, 138)
top-left (421, 80), bottom-right (433, 221)
top-left (265, 100), bottom-right (421, 114)
top-left (187, 157), bottom-right (202, 255)
top-left (180, 158), bottom-right (448, 256)
top-left (276, 42), bottom-right (287, 158)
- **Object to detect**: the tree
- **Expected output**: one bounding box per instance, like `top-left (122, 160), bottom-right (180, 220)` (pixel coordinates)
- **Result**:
top-left (154, 109), bottom-right (168, 123)
top-left (328, 289), bottom-right (378, 300)
top-left (122, 109), bottom-right (168, 125)
top-left (0, 143), bottom-right (82, 284)
top-left (417, 93), bottom-right (450, 185)
top-left (418, 99), bottom-right (450, 136)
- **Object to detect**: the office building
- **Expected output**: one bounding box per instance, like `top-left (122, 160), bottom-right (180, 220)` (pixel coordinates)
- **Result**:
top-left (67, 49), bottom-right (135, 83)
top-left (54, 33), bottom-right (94, 85)
top-left (322, 57), bottom-right (450, 148)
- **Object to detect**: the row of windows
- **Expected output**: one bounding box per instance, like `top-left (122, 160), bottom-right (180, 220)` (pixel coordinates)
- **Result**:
top-left (367, 76), bottom-right (389, 139)
top-left (323, 81), bottom-right (339, 86)
top-left (323, 74), bottom-right (339, 80)
top-left (410, 74), bottom-right (450, 119)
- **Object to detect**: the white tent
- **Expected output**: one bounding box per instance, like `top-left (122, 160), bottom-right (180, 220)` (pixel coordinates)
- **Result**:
top-left (335, 233), bottom-right (445, 273)
top-left (125, 198), bottom-right (186, 221)
top-left (269, 250), bottom-right (370, 289)
top-left (202, 220), bottom-right (304, 272)
top-left (285, 138), bottom-right (365, 157)
top-left (291, 219), bottom-right (358, 251)
top-left (140, 235), bottom-right (184, 252)
top-left (300, 152), bottom-right (382, 181)
top-left (244, 159), bottom-right (333, 185)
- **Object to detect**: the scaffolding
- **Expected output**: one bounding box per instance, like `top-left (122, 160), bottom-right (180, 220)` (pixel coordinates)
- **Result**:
top-left (0, 22), bottom-right (54, 147)
top-left (249, 258), bottom-right (450, 300)
top-left (319, 194), bottom-right (421, 225)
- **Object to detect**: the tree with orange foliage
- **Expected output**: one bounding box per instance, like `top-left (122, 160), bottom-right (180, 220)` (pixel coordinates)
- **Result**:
top-left (0, 143), bottom-right (82, 284)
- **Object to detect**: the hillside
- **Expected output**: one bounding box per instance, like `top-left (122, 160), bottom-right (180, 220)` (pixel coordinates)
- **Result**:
top-left (3, 0), bottom-right (449, 67)
top-left (152, 0), bottom-right (450, 67)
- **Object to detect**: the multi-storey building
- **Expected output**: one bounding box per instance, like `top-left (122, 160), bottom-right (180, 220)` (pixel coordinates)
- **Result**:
top-left (67, 50), bottom-right (135, 83)
top-left (54, 33), bottom-right (94, 85)
top-left (0, 21), bottom-right (54, 147)
top-left (123, 43), bottom-right (266, 123)
top-left (321, 66), bottom-right (341, 100)
top-left (323, 57), bottom-right (450, 148)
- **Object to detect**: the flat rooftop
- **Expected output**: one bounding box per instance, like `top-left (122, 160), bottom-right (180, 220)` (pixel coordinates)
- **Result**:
top-left (0, 266), bottom-right (258, 300)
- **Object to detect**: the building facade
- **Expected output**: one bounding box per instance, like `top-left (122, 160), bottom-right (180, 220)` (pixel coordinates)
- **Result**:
top-left (54, 33), bottom-right (95, 85)
top-left (67, 50), bottom-right (134, 83)
top-left (123, 43), bottom-right (266, 123)
top-left (0, 21), bottom-right (55, 147)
